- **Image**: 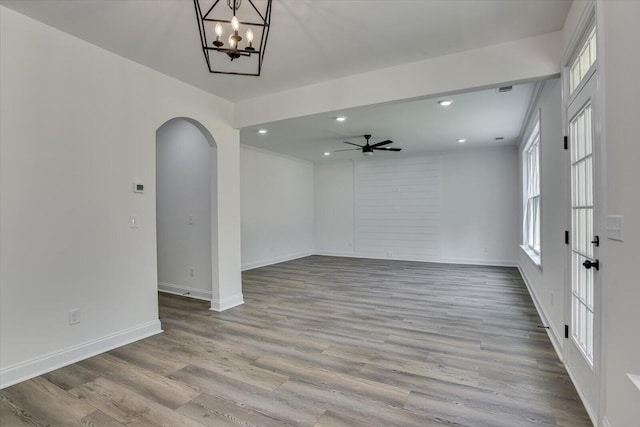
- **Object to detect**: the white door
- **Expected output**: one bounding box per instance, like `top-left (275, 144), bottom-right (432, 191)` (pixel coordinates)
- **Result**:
top-left (565, 62), bottom-right (600, 421)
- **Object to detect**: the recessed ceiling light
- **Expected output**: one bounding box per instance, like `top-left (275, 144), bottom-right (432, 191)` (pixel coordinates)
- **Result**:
top-left (323, 152), bottom-right (331, 156)
top-left (457, 138), bottom-right (466, 144)
top-left (438, 100), bottom-right (453, 107)
top-left (336, 116), bottom-right (347, 122)
top-left (258, 129), bottom-right (268, 134)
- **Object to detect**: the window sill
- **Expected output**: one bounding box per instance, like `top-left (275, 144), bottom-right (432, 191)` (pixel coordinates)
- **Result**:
top-left (520, 245), bottom-right (541, 267)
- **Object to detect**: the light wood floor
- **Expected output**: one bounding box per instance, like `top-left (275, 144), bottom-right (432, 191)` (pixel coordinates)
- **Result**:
top-left (1, 256), bottom-right (591, 426)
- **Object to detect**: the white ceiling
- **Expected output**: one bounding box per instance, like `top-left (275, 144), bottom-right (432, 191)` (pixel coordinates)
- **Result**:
top-left (1, 0), bottom-right (568, 162)
top-left (241, 82), bottom-right (537, 162)
top-left (1, 0), bottom-right (570, 102)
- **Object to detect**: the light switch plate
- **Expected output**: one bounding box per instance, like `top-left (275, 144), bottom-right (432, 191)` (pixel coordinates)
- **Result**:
top-left (130, 215), bottom-right (140, 228)
top-left (606, 215), bottom-right (623, 241)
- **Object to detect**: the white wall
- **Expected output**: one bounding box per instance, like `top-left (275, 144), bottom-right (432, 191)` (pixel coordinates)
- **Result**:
top-left (441, 146), bottom-right (520, 264)
top-left (314, 162), bottom-right (355, 255)
top-left (315, 146), bottom-right (519, 265)
top-left (156, 119), bottom-right (215, 300)
top-left (240, 146), bottom-right (314, 270)
top-left (598, 1), bottom-right (640, 426)
top-left (0, 7), bottom-right (242, 388)
top-left (517, 79), bottom-right (566, 355)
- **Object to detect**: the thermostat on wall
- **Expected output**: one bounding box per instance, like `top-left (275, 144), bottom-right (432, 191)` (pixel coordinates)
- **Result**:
top-left (133, 182), bottom-right (144, 193)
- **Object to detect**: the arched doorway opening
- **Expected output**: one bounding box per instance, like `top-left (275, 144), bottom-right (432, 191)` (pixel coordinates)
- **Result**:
top-left (155, 118), bottom-right (218, 302)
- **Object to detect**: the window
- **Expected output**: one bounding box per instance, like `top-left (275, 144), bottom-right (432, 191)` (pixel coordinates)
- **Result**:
top-left (569, 27), bottom-right (597, 95)
top-left (523, 120), bottom-right (541, 260)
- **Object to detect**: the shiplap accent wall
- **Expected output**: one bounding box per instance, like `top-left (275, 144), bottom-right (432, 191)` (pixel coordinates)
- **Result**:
top-left (315, 146), bottom-right (519, 265)
top-left (354, 157), bottom-right (442, 261)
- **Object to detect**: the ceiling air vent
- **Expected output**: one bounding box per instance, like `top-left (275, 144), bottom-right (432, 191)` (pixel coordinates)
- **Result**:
top-left (495, 137), bottom-right (505, 141)
top-left (497, 86), bottom-right (513, 93)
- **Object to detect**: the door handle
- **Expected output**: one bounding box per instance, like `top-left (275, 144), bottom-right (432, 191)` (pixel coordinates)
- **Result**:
top-left (582, 259), bottom-right (600, 271)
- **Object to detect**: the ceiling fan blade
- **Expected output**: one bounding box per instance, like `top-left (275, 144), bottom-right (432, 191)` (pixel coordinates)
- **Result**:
top-left (371, 140), bottom-right (393, 148)
top-left (374, 147), bottom-right (402, 151)
top-left (334, 148), bottom-right (361, 152)
top-left (342, 141), bottom-right (364, 148)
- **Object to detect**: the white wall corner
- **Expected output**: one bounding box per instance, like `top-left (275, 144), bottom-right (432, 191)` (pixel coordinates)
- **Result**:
top-left (158, 282), bottom-right (213, 301)
top-left (0, 320), bottom-right (162, 390)
top-left (210, 293), bottom-right (244, 312)
top-left (601, 416), bottom-right (612, 427)
top-left (517, 264), bottom-right (564, 361)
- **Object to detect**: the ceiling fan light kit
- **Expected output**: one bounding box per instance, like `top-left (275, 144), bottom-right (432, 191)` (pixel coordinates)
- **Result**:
top-left (335, 135), bottom-right (402, 156)
top-left (193, 0), bottom-right (272, 76)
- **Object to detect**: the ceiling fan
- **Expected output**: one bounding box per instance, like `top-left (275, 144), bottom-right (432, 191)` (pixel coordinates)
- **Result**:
top-left (335, 134), bottom-right (401, 156)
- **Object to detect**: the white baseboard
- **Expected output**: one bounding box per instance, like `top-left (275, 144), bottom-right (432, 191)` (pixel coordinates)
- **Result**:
top-left (158, 282), bottom-right (212, 301)
top-left (0, 320), bottom-right (162, 390)
top-left (516, 264), bottom-right (564, 362)
top-left (210, 293), bottom-right (244, 312)
top-left (314, 250), bottom-right (356, 257)
top-left (439, 256), bottom-right (517, 267)
top-left (315, 251), bottom-right (517, 267)
top-left (518, 263), bottom-right (602, 426)
top-left (565, 363), bottom-right (597, 426)
top-left (241, 251), bottom-right (314, 271)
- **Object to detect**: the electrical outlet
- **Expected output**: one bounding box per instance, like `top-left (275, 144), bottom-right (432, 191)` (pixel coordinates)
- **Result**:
top-left (189, 266), bottom-right (195, 277)
top-left (69, 309), bottom-right (80, 325)
top-left (188, 214), bottom-right (194, 225)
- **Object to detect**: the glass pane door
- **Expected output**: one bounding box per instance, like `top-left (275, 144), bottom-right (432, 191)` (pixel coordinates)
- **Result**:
top-left (570, 102), bottom-right (595, 365)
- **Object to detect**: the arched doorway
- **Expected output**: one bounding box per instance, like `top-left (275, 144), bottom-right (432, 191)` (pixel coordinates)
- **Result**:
top-left (155, 118), bottom-right (218, 302)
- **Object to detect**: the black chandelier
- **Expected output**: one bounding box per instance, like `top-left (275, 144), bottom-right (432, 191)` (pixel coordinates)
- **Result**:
top-left (193, 0), bottom-right (272, 76)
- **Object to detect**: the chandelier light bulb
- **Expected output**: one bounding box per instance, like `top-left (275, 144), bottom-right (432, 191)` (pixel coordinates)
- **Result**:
top-left (212, 22), bottom-right (224, 47)
top-left (231, 16), bottom-right (240, 31)
top-left (228, 35), bottom-right (236, 48)
top-left (245, 27), bottom-right (254, 50)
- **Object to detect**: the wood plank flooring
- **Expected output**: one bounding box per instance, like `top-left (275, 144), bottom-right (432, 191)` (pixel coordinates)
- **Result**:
top-left (0, 256), bottom-right (591, 426)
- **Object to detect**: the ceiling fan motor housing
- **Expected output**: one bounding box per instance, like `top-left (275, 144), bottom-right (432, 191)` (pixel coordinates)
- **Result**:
top-left (335, 134), bottom-right (400, 155)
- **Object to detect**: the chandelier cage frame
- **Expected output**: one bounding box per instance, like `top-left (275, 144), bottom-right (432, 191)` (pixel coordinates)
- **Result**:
top-left (193, 0), bottom-right (272, 76)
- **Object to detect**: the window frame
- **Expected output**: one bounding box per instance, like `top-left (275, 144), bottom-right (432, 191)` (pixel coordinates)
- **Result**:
top-left (522, 119), bottom-right (541, 265)
top-left (569, 24), bottom-right (597, 100)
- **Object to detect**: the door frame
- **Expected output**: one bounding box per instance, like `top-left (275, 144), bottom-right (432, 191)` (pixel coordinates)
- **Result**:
top-left (560, 3), bottom-right (607, 425)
